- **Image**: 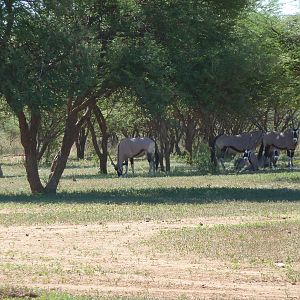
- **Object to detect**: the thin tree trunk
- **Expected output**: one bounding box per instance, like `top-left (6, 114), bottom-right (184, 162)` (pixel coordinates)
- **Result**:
top-left (88, 119), bottom-right (108, 174)
top-left (99, 135), bottom-right (108, 174)
top-left (45, 114), bottom-right (79, 193)
top-left (184, 116), bottom-right (197, 162)
top-left (165, 152), bottom-right (171, 172)
top-left (93, 106), bottom-right (109, 174)
top-left (37, 140), bottom-right (50, 161)
top-left (0, 165), bottom-right (3, 178)
top-left (75, 124), bottom-right (89, 160)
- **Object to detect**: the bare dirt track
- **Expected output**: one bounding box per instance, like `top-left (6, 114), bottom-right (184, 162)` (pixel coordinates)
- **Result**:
top-left (0, 217), bottom-right (299, 299)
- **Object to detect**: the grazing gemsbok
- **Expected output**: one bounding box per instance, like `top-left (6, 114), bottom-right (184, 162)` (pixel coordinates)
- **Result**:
top-left (263, 147), bottom-right (280, 168)
top-left (211, 130), bottom-right (264, 170)
top-left (271, 148), bottom-right (280, 167)
top-left (258, 125), bottom-right (299, 169)
top-left (235, 149), bottom-right (259, 171)
top-left (111, 137), bottom-right (159, 177)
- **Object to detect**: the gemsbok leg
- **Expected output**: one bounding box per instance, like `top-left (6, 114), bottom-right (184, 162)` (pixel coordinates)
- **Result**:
top-left (123, 159), bottom-right (129, 176)
top-left (219, 147), bottom-right (227, 170)
top-left (147, 152), bottom-right (155, 173)
top-left (130, 158), bottom-right (134, 175)
top-left (287, 150), bottom-right (294, 169)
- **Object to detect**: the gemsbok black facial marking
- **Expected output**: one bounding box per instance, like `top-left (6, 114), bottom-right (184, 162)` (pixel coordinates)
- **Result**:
top-left (292, 128), bottom-right (299, 144)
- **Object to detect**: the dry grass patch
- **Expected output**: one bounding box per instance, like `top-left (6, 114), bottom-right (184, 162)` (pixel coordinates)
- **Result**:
top-left (0, 287), bottom-right (38, 299)
top-left (149, 220), bottom-right (300, 282)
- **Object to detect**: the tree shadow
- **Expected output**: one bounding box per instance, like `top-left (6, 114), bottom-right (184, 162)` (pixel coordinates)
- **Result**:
top-left (0, 186), bottom-right (299, 204)
top-left (62, 167), bottom-right (300, 179)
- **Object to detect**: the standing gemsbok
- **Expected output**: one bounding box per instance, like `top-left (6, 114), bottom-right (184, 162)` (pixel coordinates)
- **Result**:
top-left (211, 130), bottom-right (264, 170)
top-left (257, 125), bottom-right (299, 169)
top-left (110, 137), bottom-right (159, 177)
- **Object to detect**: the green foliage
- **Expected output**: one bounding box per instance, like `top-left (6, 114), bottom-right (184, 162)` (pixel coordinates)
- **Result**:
top-left (192, 143), bottom-right (218, 175)
top-left (0, 1), bottom-right (100, 112)
top-left (106, 34), bottom-right (173, 115)
top-left (0, 100), bottom-right (21, 154)
top-left (100, 90), bottom-right (150, 139)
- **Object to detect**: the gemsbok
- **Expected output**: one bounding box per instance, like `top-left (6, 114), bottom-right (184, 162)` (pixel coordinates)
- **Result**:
top-left (110, 137), bottom-right (159, 177)
top-left (211, 130), bottom-right (264, 170)
top-left (235, 149), bottom-right (259, 171)
top-left (258, 126), bottom-right (299, 169)
top-left (263, 147), bottom-right (280, 168)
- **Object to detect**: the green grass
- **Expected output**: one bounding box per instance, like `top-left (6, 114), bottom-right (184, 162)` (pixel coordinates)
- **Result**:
top-left (0, 158), bottom-right (300, 226)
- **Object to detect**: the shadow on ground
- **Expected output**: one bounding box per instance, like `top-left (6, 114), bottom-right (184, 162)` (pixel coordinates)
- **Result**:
top-left (0, 186), bottom-right (299, 204)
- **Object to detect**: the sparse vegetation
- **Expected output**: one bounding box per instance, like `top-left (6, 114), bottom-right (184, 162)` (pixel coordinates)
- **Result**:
top-left (0, 157), bottom-right (300, 298)
top-left (149, 221), bottom-right (300, 281)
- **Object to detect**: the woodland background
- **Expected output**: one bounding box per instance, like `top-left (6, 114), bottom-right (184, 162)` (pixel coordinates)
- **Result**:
top-left (0, 0), bottom-right (299, 193)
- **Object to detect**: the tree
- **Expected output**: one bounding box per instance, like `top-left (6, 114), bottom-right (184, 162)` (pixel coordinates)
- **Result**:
top-left (0, 1), bottom-right (101, 193)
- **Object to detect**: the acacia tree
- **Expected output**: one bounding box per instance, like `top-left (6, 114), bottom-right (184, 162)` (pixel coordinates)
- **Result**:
top-left (0, 1), bottom-right (104, 193)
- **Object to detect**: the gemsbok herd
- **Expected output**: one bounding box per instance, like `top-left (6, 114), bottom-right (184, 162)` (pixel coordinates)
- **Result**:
top-left (211, 123), bottom-right (299, 172)
top-left (109, 123), bottom-right (299, 177)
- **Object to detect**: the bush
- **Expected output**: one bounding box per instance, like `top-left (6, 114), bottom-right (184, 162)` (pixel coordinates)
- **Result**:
top-left (192, 143), bottom-right (218, 174)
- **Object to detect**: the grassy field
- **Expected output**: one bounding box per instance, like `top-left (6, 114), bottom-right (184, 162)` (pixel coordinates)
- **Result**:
top-left (0, 157), bottom-right (300, 299)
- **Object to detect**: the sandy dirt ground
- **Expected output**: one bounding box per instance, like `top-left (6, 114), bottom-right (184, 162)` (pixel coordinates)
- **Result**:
top-left (0, 217), bottom-right (299, 299)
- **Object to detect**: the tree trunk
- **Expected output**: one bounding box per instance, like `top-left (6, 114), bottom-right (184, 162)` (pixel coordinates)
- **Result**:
top-left (92, 105), bottom-right (109, 174)
top-left (88, 119), bottom-right (108, 174)
top-left (159, 148), bottom-right (165, 172)
top-left (174, 127), bottom-right (182, 156)
top-left (99, 149), bottom-right (108, 174)
top-left (165, 152), bottom-right (171, 172)
top-left (99, 134), bottom-right (108, 174)
top-left (158, 119), bottom-right (175, 172)
top-left (75, 124), bottom-right (89, 160)
top-left (184, 116), bottom-right (197, 162)
top-left (45, 114), bottom-right (80, 193)
top-left (18, 112), bottom-right (44, 194)
top-left (185, 134), bottom-right (193, 161)
top-left (0, 165), bottom-right (3, 178)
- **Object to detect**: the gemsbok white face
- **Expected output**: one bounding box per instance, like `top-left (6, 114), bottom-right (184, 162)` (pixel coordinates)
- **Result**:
top-left (292, 128), bottom-right (299, 144)
top-left (243, 150), bottom-right (251, 161)
top-left (273, 149), bottom-right (279, 161)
